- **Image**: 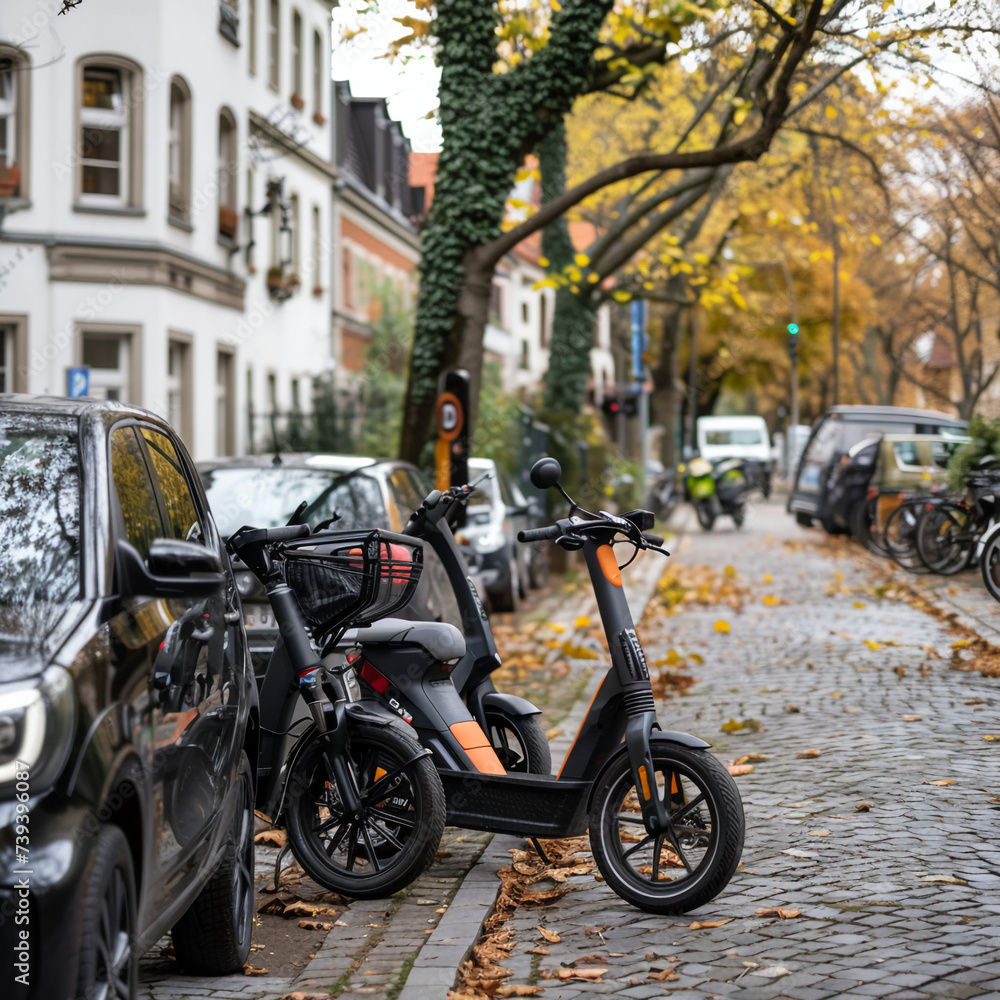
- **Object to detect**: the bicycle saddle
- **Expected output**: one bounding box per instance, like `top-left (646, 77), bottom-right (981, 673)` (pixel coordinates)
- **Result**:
top-left (342, 618), bottom-right (467, 663)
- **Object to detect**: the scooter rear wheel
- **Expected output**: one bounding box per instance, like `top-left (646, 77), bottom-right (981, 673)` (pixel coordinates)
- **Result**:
top-left (485, 710), bottom-right (551, 774)
top-left (285, 721), bottom-right (445, 898)
top-left (588, 743), bottom-right (744, 913)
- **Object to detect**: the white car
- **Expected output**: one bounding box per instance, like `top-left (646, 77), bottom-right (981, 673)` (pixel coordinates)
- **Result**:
top-left (697, 415), bottom-right (772, 466)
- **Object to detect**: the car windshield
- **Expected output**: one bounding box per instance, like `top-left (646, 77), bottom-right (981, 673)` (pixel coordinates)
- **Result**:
top-left (0, 413), bottom-right (82, 639)
top-left (201, 466), bottom-right (353, 536)
top-left (705, 429), bottom-right (763, 446)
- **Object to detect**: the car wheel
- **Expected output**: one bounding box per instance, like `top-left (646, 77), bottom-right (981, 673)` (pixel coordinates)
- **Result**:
top-left (76, 825), bottom-right (138, 1000)
top-left (795, 512), bottom-right (813, 527)
top-left (172, 751), bottom-right (255, 975)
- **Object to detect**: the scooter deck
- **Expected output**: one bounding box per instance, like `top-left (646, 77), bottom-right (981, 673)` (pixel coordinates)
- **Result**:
top-left (439, 770), bottom-right (591, 838)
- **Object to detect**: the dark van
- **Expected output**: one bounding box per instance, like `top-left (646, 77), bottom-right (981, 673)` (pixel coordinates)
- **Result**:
top-left (787, 405), bottom-right (967, 532)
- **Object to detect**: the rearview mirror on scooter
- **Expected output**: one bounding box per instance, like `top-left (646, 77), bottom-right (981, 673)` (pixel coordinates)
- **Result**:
top-left (529, 457), bottom-right (563, 490)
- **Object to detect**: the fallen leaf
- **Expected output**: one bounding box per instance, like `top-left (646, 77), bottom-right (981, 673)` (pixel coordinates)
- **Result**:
top-left (864, 640), bottom-right (882, 651)
top-left (952, 640), bottom-right (971, 649)
top-left (689, 919), bottom-right (731, 929)
top-left (724, 564), bottom-right (737, 578)
top-left (714, 620), bottom-right (731, 634)
top-left (797, 748), bottom-right (822, 758)
top-left (536, 927), bottom-right (560, 943)
top-left (762, 595), bottom-right (786, 606)
top-left (528, 946), bottom-right (549, 955)
top-left (557, 966), bottom-right (607, 981)
top-left (721, 718), bottom-right (761, 733)
top-left (648, 967), bottom-right (680, 981)
top-left (853, 601), bottom-right (866, 608)
top-left (297, 919), bottom-right (331, 931)
top-left (984, 735), bottom-right (1000, 741)
top-left (279, 993), bottom-right (335, 1000)
top-left (496, 986), bottom-right (544, 997)
top-left (751, 965), bottom-right (792, 979)
top-left (416, 899), bottom-right (437, 905)
top-left (545, 728), bottom-right (562, 740)
top-left (924, 779), bottom-right (956, 786)
top-left (919, 874), bottom-right (968, 884)
top-left (856, 802), bottom-right (874, 811)
top-left (808, 829), bottom-right (831, 837)
top-left (574, 615), bottom-right (592, 629)
top-left (756, 907), bottom-right (801, 918)
top-left (280, 901), bottom-right (341, 918)
top-left (244, 965), bottom-right (269, 976)
top-left (727, 764), bottom-right (754, 775)
top-left (965, 699), bottom-right (986, 705)
top-left (829, 691), bottom-right (842, 698)
top-left (844, 706), bottom-right (863, 713)
top-left (734, 754), bottom-right (770, 763)
top-left (901, 716), bottom-right (922, 722)
top-left (784, 704), bottom-right (800, 713)
top-left (254, 829), bottom-right (287, 847)
top-left (782, 848), bottom-right (817, 858)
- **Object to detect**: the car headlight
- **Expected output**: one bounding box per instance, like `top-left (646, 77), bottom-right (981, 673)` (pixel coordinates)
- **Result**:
top-left (0, 666), bottom-right (76, 793)
top-left (235, 570), bottom-right (258, 598)
top-left (473, 528), bottom-right (506, 554)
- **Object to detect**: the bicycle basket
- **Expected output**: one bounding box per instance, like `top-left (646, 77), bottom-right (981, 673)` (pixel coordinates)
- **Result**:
top-left (276, 529), bottom-right (423, 637)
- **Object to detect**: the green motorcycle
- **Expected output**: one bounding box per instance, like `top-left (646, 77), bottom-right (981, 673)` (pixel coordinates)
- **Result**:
top-left (684, 457), bottom-right (750, 531)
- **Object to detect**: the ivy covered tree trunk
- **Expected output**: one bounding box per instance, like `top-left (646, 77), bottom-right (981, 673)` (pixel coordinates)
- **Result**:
top-left (399, 0), bottom-right (616, 464)
top-left (539, 119), bottom-right (599, 416)
top-left (650, 306), bottom-right (684, 469)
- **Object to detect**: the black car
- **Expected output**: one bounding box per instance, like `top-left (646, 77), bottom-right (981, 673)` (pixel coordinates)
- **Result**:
top-left (0, 396), bottom-right (256, 1000)
top-left (198, 454), bottom-right (461, 672)
top-left (788, 405), bottom-right (967, 532)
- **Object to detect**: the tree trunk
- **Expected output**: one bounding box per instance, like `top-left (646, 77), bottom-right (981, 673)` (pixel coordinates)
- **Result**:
top-left (650, 305), bottom-right (683, 468)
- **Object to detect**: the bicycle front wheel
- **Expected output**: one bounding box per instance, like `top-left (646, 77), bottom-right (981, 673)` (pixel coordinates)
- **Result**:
top-left (981, 532), bottom-right (1000, 603)
top-left (588, 742), bottom-right (744, 914)
top-left (285, 721), bottom-right (445, 898)
top-left (917, 504), bottom-right (973, 575)
top-left (884, 500), bottom-right (931, 573)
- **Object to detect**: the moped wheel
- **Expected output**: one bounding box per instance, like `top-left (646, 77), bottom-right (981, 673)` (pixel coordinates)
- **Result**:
top-left (485, 710), bottom-right (551, 775)
top-left (695, 503), bottom-right (716, 531)
top-left (285, 721), bottom-right (445, 898)
top-left (588, 744), bottom-right (744, 914)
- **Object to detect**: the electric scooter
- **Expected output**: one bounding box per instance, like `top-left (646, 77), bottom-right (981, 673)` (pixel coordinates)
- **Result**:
top-left (227, 521), bottom-right (447, 898)
top-left (342, 457), bottom-right (745, 913)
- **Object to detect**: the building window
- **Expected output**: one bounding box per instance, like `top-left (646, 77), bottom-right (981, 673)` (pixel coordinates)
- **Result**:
top-left (80, 329), bottom-right (139, 403)
top-left (311, 204), bottom-right (321, 286)
top-left (266, 371), bottom-right (277, 413)
top-left (0, 49), bottom-right (29, 200)
top-left (218, 108), bottom-right (238, 242)
top-left (217, 349), bottom-right (236, 456)
top-left (268, 0), bottom-right (280, 91)
top-left (291, 9), bottom-right (303, 102)
top-left (0, 325), bottom-right (10, 391)
top-left (0, 317), bottom-right (27, 392)
top-left (289, 192), bottom-right (299, 273)
top-left (247, 0), bottom-right (257, 74)
top-left (168, 77), bottom-right (191, 225)
top-left (312, 30), bottom-right (323, 119)
top-left (167, 336), bottom-right (192, 445)
top-left (219, 0), bottom-right (240, 46)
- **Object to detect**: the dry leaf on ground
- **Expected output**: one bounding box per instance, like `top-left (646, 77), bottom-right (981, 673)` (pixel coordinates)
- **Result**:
top-left (297, 919), bottom-right (331, 931)
top-left (797, 748), bottom-right (822, 758)
top-left (648, 968), bottom-right (679, 981)
top-left (784, 704), bottom-right (800, 713)
top-left (856, 803), bottom-right (874, 811)
top-left (689, 919), bottom-right (731, 929)
top-left (557, 966), bottom-right (607, 981)
top-left (496, 986), bottom-right (544, 997)
top-left (901, 715), bottom-right (922, 722)
top-left (925, 779), bottom-right (956, 786)
top-left (714, 620), bottom-right (731, 633)
top-left (536, 927), bottom-right (560, 943)
top-left (756, 907), bottom-right (801, 919)
top-left (243, 965), bottom-right (268, 976)
top-left (254, 829), bottom-right (287, 847)
top-left (808, 829), bottom-right (831, 837)
top-left (727, 764), bottom-right (754, 775)
top-left (919, 874), bottom-right (968, 884)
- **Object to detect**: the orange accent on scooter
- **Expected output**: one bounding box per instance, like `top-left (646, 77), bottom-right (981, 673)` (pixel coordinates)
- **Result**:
top-left (597, 544), bottom-right (622, 587)
top-left (638, 765), bottom-right (651, 801)
top-left (450, 720), bottom-right (506, 775)
top-left (556, 676), bottom-right (605, 778)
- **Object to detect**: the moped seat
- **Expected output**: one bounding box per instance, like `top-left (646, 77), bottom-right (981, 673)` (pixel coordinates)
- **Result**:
top-left (342, 618), bottom-right (467, 662)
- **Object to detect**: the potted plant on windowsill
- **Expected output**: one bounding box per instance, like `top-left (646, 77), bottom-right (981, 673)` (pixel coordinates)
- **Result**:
top-left (312, 111), bottom-right (326, 126)
top-left (0, 164), bottom-right (21, 198)
top-left (266, 265), bottom-right (285, 290)
top-left (291, 93), bottom-right (305, 111)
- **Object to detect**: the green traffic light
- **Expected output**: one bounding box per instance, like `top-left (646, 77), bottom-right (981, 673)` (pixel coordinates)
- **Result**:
top-left (787, 323), bottom-right (799, 335)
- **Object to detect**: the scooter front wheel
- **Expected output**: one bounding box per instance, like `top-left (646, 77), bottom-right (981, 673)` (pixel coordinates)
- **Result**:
top-left (588, 743), bottom-right (744, 913)
top-left (285, 721), bottom-right (445, 898)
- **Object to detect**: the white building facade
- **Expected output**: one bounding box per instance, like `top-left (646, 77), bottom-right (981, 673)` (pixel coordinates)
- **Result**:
top-left (0, 0), bottom-right (337, 460)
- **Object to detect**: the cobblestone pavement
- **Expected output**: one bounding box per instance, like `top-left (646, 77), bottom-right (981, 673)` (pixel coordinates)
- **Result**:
top-left (486, 501), bottom-right (1000, 1000)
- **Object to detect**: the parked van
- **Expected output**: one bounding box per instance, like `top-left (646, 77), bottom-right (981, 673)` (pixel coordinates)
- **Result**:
top-left (787, 405), bottom-right (967, 532)
top-left (697, 416), bottom-right (772, 465)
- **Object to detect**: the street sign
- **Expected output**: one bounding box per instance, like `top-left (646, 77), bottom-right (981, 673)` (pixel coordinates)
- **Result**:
top-left (435, 370), bottom-right (470, 496)
top-left (630, 300), bottom-right (648, 379)
top-left (67, 367), bottom-right (90, 398)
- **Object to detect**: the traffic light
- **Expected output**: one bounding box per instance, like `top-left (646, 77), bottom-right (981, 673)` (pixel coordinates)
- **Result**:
top-left (787, 323), bottom-right (799, 335)
top-left (601, 394), bottom-right (621, 416)
top-left (623, 391), bottom-right (639, 418)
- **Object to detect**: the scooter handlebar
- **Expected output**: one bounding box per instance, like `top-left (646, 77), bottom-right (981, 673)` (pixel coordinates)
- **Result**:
top-left (517, 524), bottom-right (562, 543)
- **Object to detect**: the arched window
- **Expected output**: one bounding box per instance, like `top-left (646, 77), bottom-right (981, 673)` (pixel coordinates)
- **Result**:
top-left (77, 55), bottom-right (144, 209)
top-left (0, 46), bottom-right (30, 200)
top-left (291, 9), bottom-right (303, 101)
top-left (217, 108), bottom-right (238, 242)
top-left (312, 30), bottom-right (324, 121)
top-left (168, 76), bottom-right (191, 226)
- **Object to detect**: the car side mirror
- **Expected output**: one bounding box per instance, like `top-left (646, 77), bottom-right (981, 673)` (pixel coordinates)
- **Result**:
top-left (116, 538), bottom-right (226, 599)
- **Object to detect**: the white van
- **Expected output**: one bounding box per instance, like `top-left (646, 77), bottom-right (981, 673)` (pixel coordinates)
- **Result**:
top-left (697, 415), bottom-right (772, 466)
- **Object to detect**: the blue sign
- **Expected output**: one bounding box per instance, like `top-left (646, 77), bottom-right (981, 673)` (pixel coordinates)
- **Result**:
top-left (630, 300), bottom-right (648, 380)
top-left (67, 367), bottom-right (90, 398)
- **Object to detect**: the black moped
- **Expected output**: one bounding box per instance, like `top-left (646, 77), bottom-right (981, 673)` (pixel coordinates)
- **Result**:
top-left (227, 522), bottom-right (446, 898)
top-left (342, 458), bottom-right (745, 913)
